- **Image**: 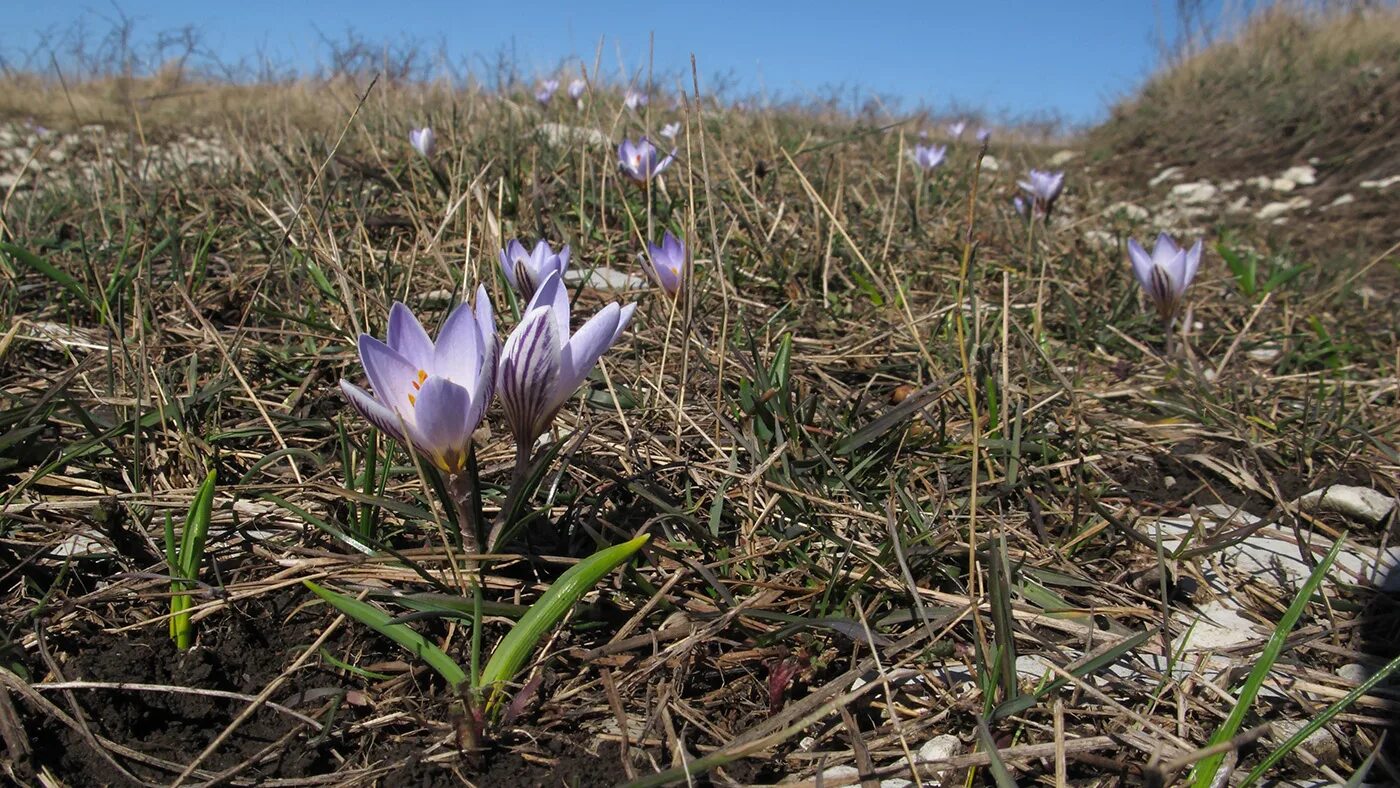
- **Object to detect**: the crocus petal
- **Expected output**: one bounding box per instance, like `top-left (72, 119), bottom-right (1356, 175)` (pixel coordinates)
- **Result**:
top-left (358, 334), bottom-right (420, 414)
top-left (528, 271), bottom-right (572, 344)
top-left (555, 244), bottom-right (571, 277)
top-left (556, 303), bottom-right (622, 408)
top-left (387, 302), bottom-right (435, 370)
top-left (499, 305), bottom-right (562, 445)
top-left (1127, 238), bottom-right (1155, 291)
top-left (411, 376), bottom-right (474, 471)
top-left (433, 300), bottom-right (484, 383)
top-left (340, 380), bottom-right (406, 442)
top-left (1151, 233), bottom-right (1179, 268)
top-left (1182, 239), bottom-right (1204, 287)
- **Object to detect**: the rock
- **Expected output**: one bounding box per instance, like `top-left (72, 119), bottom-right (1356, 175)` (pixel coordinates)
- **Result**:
top-left (535, 122), bottom-right (610, 147)
top-left (914, 735), bottom-right (963, 786)
top-left (1103, 202), bottom-right (1149, 220)
top-left (1295, 485), bottom-right (1397, 526)
top-left (1256, 197), bottom-right (1310, 220)
top-left (816, 765), bottom-right (861, 786)
top-left (1169, 181), bottom-right (1218, 204)
top-left (980, 155), bottom-right (999, 172)
top-left (1270, 719), bottom-right (1339, 764)
top-left (1338, 663), bottom-right (1371, 684)
top-left (1227, 196), bottom-right (1250, 212)
top-left (563, 267), bottom-right (646, 290)
top-left (1083, 230), bottom-right (1116, 249)
top-left (1246, 176), bottom-right (1274, 190)
top-left (1049, 150), bottom-right (1080, 166)
top-left (1219, 179), bottom-right (1241, 192)
top-left (880, 780), bottom-right (913, 788)
top-left (1359, 174), bottom-right (1400, 190)
top-left (1149, 166), bottom-right (1184, 187)
top-left (1280, 165), bottom-right (1317, 186)
top-left (420, 288), bottom-right (456, 307)
top-left (1270, 177), bottom-right (1297, 192)
top-left (0, 173), bottom-right (17, 191)
top-left (1174, 599), bottom-right (1259, 653)
top-left (1246, 345), bottom-right (1282, 364)
top-left (1327, 193), bottom-right (1355, 208)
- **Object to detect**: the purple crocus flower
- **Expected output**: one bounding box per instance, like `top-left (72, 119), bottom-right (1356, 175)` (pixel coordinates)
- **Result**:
top-left (659, 122), bottom-right (681, 140)
top-left (624, 89), bottom-right (648, 110)
top-left (536, 79), bottom-right (559, 105)
top-left (948, 121), bottom-right (967, 138)
top-left (976, 127), bottom-right (991, 143)
top-left (910, 144), bottom-right (947, 171)
top-left (1128, 233), bottom-right (1204, 321)
top-left (640, 231), bottom-right (686, 296)
top-left (618, 137), bottom-right (676, 185)
top-left (340, 291), bottom-right (496, 474)
top-left (409, 127), bottom-right (435, 158)
top-left (1017, 169), bottom-right (1065, 218)
top-left (497, 271), bottom-right (636, 450)
top-left (568, 78), bottom-right (587, 100)
top-left (1012, 196), bottom-right (1029, 218)
top-left (499, 239), bottom-right (571, 302)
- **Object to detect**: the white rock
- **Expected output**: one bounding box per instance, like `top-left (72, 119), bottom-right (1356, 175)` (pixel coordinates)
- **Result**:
top-left (1359, 175), bottom-right (1400, 190)
top-left (1083, 230), bottom-right (1116, 249)
top-left (817, 765), bottom-right (861, 786)
top-left (1280, 165), bottom-right (1317, 186)
top-left (1326, 193), bottom-right (1355, 208)
top-left (1270, 177), bottom-right (1297, 192)
top-left (1246, 345), bottom-right (1282, 363)
top-left (420, 288), bottom-right (456, 307)
top-left (563, 267), bottom-right (646, 290)
top-left (1255, 197), bottom-right (1310, 220)
top-left (1295, 485), bottom-right (1397, 526)
top-left (1246, 176), bottom-right (1275, 190)
top-left (1103, 202), bottom-right (1149, 220)
top-left (918, 734), bottom-right (962, 764)
top-left (1227, 196), bottom-right (1250, 212)
top-left (880, 780), bottom-right (913, 788)
top-left (1338, 663), bottom-right (1371, 684)
top-left (1219, 179), bottom-right (1241, 192)
top-left (1174, 599), bottom-right (1258, 652)
top-left (1049, 150), bottom-right (1080, 166)
top-left (0, 173), bottom-right (17, 191)
top-left (1270, 719), bottom-right (1339, 763)
top-left (980, 155), bottom-right (1000, 172)
top-left (1169, 181), bottom-right (1218, 204)
top-left (535, 122), bottom-right (610, 147)
top-left (1149, 166), bottom-right (1184, 187)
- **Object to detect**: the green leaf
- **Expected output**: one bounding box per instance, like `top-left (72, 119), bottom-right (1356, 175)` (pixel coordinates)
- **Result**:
top-left (303, 580), bottom-right (468, 688)
top-left (477, 534), bottom-right (650, 707)
top-left (1190, 536), bottom-right (1345, 787)
top-left (0, 242), bottom-right (93, 309)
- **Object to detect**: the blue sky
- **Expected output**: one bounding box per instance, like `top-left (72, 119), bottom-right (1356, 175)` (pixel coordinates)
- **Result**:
top-left (6, 1), bottom-right (1218, 125)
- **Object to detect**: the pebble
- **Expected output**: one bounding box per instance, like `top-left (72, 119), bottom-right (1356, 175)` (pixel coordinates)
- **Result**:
top-left (1149, 166), bottom-right (1184, 187)
top-left (1280, 164), bottom-right (1317, 186)
top-left (1049, 149), bottom-right (1080, 166)
top-left (1327, 193), bottom-right (1355, 208)
top-left (1270, 719), bottom-right (1339, 764)
top-left (1103, 201), bottom-right (1149, 220)
top-left (1359, 174), bottom-right (1400, 190)
top-left (1169, 181), bottom-right (1218, 204)
top-left (1295, 485), bottom-right (1397, 526)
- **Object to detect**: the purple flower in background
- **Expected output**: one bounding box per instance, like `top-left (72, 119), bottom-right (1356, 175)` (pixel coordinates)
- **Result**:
top-left (1012, 196), bottom-right (1029, 218)
top-left (340, 292), bottom-right (496, 474)
top-left (640, 231), bottom-right (686, 296)
top-left (976, 127), bottom-right (991, 143)
top-left (1017, 169), bottom-right (1065, 218)
top-left (948, 121), bottom-right (967, 138)
top-left (536, 79), bottom-right (559, 105)
top-left (618, 137), bottom-right (676, 185)
top-left (499, 239), bottom-right (571, 302)
top-left (409, 127), bottom-right (435, 158)
top-left (659, 122), bottom-right (681, 140)
top-left (910, 144), bottom-right (947, 171)
top-left (497, 271), bottom-right (636, 450)
top-left (1128, 233), bottom-right (1204, 321)
top-left (917, 129), bottom-right (929, 140)
top-left (624, 89), bottom-right (648, 110)
top-left (568, 78), bottom-right (587, 100)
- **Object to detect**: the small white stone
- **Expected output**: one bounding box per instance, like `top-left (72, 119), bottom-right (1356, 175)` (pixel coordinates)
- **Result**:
top-left (1280, 165), bottom-right (1317, 186)
top-left (1270, 720), bottom-right (1338, 763)
top-left (1175, 599), bottom-right (1259, 652)
top-left (1255, 197), bottom-right (1311, 220)
top-left (817, 765), bottom-right (861, 786)
top-left (535, 122), bottom-right (610, 148)
top-left (1049, 149), bottom-right (1080, 166)
top-left (880, 780), bottom-right (913, 788)
top-left (1246, 345), bottom-right (1282, 363)
top-left (1327, 193), bottom-right (1355, 208)
top-left (1359, 174), bottom-right (1400, 190)
top-left (1083, 230), bottom-right (1116, 249)
top-left (1227, 196), bottom-right (1250, 212)
top-left (563, 267), bottom-right (646, 290)
top-left (1338, 663), bottom-right (1371, 684)
top-left (1219, 179), bottom-right (1241, 192)
top-left (1103, 202), bottom-right (1149, 220)
top-left (1169, 181), bottom-right (1218, 204)
top-left (1149, 166), bottom-right (1184, 187)
top-left (1295, 485), bottom-right (1397, 526)
top-left (980, 155), bottom-right (999, 172)
top-left (1270, 177), bottom-right (1297, 192)
top-left (917, 734), bottom-right (962, 764)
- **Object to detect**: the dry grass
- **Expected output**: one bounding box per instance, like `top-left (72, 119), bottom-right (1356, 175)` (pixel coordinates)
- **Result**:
top-left (0, 45), bottom-right (1397, 788)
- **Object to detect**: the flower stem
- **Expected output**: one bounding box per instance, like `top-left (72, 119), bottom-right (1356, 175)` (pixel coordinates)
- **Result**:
top-left (488, 441), bottom-right (536, 550)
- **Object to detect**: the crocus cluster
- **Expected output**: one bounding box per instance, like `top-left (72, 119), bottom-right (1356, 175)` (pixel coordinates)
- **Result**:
top-left (1128, 233), bottom-right (1203, 323)
top-left (640, 231), bottom-right (687, 296)
top-left (618, 137), bottom-right (676, 185)
top-left (910, 143), bottom-right (947, 171)
top-left (1016, 169), bottom-right (1065, 219)
top-left (536, 79), bottom-right (559, 105)
top-left (499, 239), bottom-right (570, 302)
top-left (409, 127), bottom-right (435, 158)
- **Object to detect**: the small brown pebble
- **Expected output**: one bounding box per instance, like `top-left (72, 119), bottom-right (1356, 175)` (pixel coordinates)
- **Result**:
top-left (891, 384), bottom-right (916, 404)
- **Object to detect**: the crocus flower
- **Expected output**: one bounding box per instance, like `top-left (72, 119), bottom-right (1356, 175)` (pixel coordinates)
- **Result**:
top-left (1012, 196), bottom-right (1028, 218)
top-left (568, 78), bottom-right (587, 100)
top-left (409, 127), bottom-right (435, 158)
top-left (948, 121), bottom-right (967, 138)
top-left (499, 239), bottom-right (570, 301)
top-left (536, 79), bottom-right (559, 105)
top-left (1017, 169), bottom-right (1065, 218)
top-left (640, 231), bottom-right (686, 296)
top-left (910, 144), bottom-right (947, 171)
top-left (659, 122), bottom-right (681, 140)
top-left (618, 137), bottom-right (676, 185)
top-left (976, 127), bottom-right (991, 143)
top-left (1128, 233), bottom-right (1204, 321)
top-left (340, 291), bottom-right (496, 474)
top-left (497, 271), bottom-right (636, 450)
top-left (624, 89), bottom-right (648, 110)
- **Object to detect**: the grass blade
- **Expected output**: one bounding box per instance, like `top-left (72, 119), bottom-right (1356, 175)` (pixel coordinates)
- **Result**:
top-left (304, 580), bottom-right (468, 687)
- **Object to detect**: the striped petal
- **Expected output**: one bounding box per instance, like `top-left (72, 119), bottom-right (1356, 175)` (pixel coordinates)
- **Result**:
top-left (340, 380), bottom-right (406, 442)
top-left (498, 305), bottom-right (562, 447)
